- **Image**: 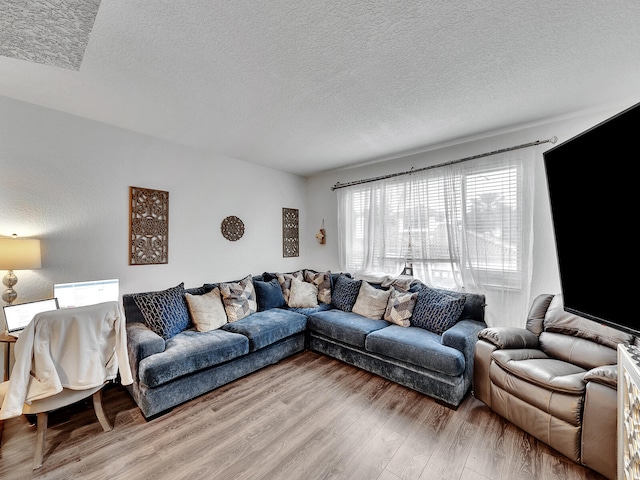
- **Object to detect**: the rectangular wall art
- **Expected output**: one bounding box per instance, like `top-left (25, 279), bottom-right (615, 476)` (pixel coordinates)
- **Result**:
top-left (282, 207), bottom-right (299, 257)
top-left (129, 186), bottom-right (169, 265)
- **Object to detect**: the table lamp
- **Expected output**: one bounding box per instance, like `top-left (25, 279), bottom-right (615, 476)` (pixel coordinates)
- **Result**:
top-left (0, 236), bottom-right (42, 305)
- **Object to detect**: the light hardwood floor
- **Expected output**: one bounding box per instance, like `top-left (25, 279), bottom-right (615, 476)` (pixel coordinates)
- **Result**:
top-left (0, 351), bottom-right (606, 480)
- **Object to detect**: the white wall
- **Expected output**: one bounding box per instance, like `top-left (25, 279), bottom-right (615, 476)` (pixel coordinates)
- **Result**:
top-left (1, 92), bottom-right (633, 374)
top-left (0, 96), bottom-right (309, 357)
top-left (305, 102), bottom-right (632, 302)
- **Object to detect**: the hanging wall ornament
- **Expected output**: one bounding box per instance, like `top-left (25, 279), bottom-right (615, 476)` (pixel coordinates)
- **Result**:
top-left (221, 215), bottom-right (245, 241)
top-left (282, 208), bottom-right (299, 257)
top-left (315, 219), bottom-right (326, 244)
top-left (129, 186), bottom-right (169, 265)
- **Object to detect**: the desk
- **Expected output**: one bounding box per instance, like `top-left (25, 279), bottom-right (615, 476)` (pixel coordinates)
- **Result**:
top-left (0, 332), bottom-right (17, 381)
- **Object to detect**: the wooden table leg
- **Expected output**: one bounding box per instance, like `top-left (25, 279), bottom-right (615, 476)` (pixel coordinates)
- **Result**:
top-left (3, 341), bottom-right (9, 382)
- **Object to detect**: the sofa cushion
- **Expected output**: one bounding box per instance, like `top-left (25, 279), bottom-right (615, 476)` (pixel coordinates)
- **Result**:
top-left (132, 283), bottom-right (191, 340)
top-left (543, 294), bottom-right (634, 350)
top-left (411, 286), bottom-right (466, 334)
top-left (276, 271), bottom-right (304, 303)
top-left (304, 270), bottom-right (332, 304)
top-left (221, 309), bottom-right (307, 352)
top-left (285, 302), bottom-right (333, 316)
top-left (219, 275), bottom-right (258, 322)
top-left (539, 331), bottom-right (618, 371)
top-left (185, 287), bottom-right (228, 332)
top-left (307, 310), bottom-right (390, 348)
top-left (365, 325), bottom-right (465, 376)
top-left (288, 277), bottom-right (319, 308)
top-left (138, 329), bottom-right (249, 388)
top-left (384, 288), bottom-right (418, 327)
top-left (254, 278), bottom-right (286, 311)
top-left (352, 281), bottom-right (391, 320)
top-left (331, 274), bottom-right (362, 312)
top-left (491, 349), bottom-right (587, 394)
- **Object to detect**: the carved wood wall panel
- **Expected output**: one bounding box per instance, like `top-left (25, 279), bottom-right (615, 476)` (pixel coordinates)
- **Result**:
top-left (282, 208), bottom-right (299, 257)
top-left (129, 186), bottom-right (169, 265)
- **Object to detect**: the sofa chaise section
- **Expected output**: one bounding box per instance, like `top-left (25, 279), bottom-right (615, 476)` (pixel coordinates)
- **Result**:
top-left (123, 281), bottom-right (308, 419)
top-left (307, 284), bottom-right (486, 407)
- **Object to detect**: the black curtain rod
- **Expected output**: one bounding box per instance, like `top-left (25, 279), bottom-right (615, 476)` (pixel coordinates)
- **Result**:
top-left (331, 136), bottom-right (558, 191)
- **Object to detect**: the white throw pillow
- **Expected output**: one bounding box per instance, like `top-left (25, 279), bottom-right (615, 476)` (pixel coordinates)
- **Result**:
top-left (185, 287), bottom-right (228, 332)
top-left (352, 281), bottom-right (391, 320)
top-left (287, 277), bottom-right (319, 308)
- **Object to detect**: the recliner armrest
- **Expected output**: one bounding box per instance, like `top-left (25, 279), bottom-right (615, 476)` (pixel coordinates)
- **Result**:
top-left (477, 327), bottom-right (539, 350)
top-left (584, 364), bottom-right (617, 389)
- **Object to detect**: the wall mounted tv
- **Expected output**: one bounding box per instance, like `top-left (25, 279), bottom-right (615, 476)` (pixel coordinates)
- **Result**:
top-left (543, 101), bottom-right (638, 335)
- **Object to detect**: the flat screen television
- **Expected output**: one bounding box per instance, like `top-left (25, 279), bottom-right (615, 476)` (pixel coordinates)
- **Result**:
top-left (543, 101), bottom-right (638, 334)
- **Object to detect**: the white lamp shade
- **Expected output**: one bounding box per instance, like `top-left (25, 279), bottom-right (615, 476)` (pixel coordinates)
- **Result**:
top-left (0, 238), bottom-right (42, 270)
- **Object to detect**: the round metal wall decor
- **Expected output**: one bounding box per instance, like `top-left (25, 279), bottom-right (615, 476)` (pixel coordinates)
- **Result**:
top-left (221, 216), bottom-right (245, 241)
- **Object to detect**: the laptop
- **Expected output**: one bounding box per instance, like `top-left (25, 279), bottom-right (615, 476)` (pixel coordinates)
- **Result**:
top-left (3, 298), bottom-right (60, 338)
top-left (53, 279), bottom-right (119, 309)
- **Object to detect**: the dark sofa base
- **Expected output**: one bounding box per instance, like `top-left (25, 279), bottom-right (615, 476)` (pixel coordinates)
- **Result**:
top-left (128, 333), bottom-right (306, 418)
top-left (309, 333), bottom-right (468, 407)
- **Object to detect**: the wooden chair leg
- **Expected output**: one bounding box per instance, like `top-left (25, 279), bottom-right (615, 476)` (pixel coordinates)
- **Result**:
top-left (0, 418), bottom-right (4, 447)
top-left (33, 412), bottom-right (47, 470)
top-left (92, 390), bottom-right (112, 432)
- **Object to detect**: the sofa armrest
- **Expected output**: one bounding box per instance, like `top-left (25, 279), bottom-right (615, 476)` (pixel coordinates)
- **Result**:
top-left (126, 323), bottom-right (166, 381)
top-left (477, 327), bottom-right (539, 350)
top-left (584, 364), bottom-right (618, 389)
top-left (442, 319), bottom-right (486, 353)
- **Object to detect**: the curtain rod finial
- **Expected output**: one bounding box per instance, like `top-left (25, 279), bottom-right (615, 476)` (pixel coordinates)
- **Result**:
top-left (550, 136), bottom-right (558, 144)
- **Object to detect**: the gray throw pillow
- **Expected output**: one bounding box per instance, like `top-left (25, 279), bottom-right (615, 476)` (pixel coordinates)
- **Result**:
top-left (331, 274), bottom-right (362, 312)
top-left (411, 286), bottom-right (466, 334)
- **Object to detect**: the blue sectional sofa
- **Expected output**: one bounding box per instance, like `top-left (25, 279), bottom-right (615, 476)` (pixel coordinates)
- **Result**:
top-left (123, 271), bottom-right (486, 419)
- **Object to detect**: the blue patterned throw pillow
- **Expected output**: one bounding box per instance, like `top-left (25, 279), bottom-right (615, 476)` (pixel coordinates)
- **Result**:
top-left (411, 286), bottom-right (466, 334)
top-left (331, 274), bottom-right (362, 312)
top-left (133, 283), bottom-right (190, 340)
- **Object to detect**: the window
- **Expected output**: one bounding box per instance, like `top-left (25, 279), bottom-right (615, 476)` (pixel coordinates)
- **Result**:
top-left (338, 153), bottom-right (532, 292)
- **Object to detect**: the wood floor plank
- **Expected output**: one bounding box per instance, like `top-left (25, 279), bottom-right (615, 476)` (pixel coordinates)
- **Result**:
top-left (463, 404), bottom-right (518, 479)
top-left (0, 351), bottom-right (607, 480)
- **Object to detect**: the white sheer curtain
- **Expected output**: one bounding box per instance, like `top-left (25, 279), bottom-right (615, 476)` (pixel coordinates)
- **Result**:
top-left (337, 147), bottom-right (540, 327)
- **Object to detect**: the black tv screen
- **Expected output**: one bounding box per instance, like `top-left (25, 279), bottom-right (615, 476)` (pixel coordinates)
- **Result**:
top-left (543, 101), bottom-right (638, 335)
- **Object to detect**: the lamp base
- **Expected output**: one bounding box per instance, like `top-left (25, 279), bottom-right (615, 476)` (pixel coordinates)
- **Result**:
top-left (2, 270), bottom-right (18, 305)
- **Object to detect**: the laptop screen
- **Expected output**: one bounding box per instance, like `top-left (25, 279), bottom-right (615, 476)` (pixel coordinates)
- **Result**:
top-left (53, 279), bottom-right (119, 308)
top-left (3, 298), bottom-right (60, 333)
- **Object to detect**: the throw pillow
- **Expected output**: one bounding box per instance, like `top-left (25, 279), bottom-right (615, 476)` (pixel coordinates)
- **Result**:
top-left (254, 278), bottom-right (286, 311)
top-left (132, 283), bottom-right (190, 340)
top-left (219, 275), bottom-right (258, 322)
top-left (411, 286), bottom-right (466, 334)
top-left (352, 281), bottom-right (392, 320)
top-left (288, 277), bottom-right (319, 308)
top-left (304, 270), bottom-right (332, 304)
top-left (185, 287), bottom-right (228, 332)
top-left (384, 288), bottom-right (418, 327)
top-left (331, 274), bottom-right (362, 312)
top-left (276, 271), bottom-right (304, 303)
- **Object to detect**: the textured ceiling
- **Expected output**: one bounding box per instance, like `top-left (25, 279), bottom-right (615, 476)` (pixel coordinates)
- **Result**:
top-left (1, 0), bottom-right (640, 176)
top-left (0, 0), bottom-right (101, 70)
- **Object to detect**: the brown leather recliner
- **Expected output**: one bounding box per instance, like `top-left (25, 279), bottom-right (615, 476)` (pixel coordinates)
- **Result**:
top-left (473, 293), bottom-right (637, 480)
